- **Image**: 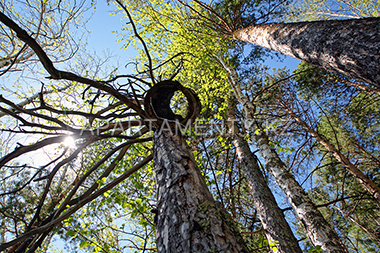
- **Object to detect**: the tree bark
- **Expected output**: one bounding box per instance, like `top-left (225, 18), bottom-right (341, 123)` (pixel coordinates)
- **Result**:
top-left (153, 130), bottom-right (249, 253)
top-left (233, 18), bottom-right (380, 88)
top-left (251, 125), bottom-right (348, 253)
top-left (280, 101), bottom-right (380, 202)
top-left (233, 132), bottom-right (303, 253)
top-left (216, 56), bottom-right (348, 252)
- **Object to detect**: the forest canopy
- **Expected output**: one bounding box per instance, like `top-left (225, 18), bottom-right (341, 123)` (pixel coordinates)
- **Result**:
top-left (0, 0), bottom-right (379, 252)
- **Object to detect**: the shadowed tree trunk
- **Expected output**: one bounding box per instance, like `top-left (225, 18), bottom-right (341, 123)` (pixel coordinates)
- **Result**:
top-left (251, 125), bottom-right (348, 253)
top-left (233, 134), bottom-right (303, 252)
top-left (146, 80), bottom-right (249, 252)
top-left (233, 18), bottom-right (380, 88)
top-left (228, 108), bottom-right (302, 253)
top-left (153, 130), bottom-right (249, 253)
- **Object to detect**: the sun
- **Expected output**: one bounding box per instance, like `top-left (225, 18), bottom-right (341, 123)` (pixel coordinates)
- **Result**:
top-left (63, 136), bottom-right (76, 149)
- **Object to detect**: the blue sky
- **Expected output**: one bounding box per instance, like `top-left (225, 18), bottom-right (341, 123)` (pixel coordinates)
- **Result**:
top-left (85, 1), bottom-right (300, 75)
top-left (86, 2), bottom-right (125, 55)
top-left (85, 1), bottom-right (137, 73)
top-left (2, 2), bottom-right (303, 251)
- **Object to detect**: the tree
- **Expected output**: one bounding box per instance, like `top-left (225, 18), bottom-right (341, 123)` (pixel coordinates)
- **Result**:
top-left (279, 2), bottom-right (380, 248)
top-left (109, 0), bottom-right (379, 251)
top-left (177, 0), bottom-right (380, 87)
top-left (285, 0), bottom-right (380, 21)
top-left (230, 110), bottom-right (303, 253)
top-left (160, 2), bottom-right (380, 249)
top-left (284, 61), bottom-right (380, 251)
top-left (0, 1), bottom-right (251, 252)
top-left (118, 1), bottom-right (311, 252)
top-left (232, 18), bottom-right (380, 88)
top-left (280, 100), bottom-right (380, 202)
top-left (216, 57), bottom-right (347, 252)
top-left (153, 129), bottom-right (248, 252)
top-left (1, 0), bottom-right (379, 252)
top-left (0, 0), bottom-right (90, 85)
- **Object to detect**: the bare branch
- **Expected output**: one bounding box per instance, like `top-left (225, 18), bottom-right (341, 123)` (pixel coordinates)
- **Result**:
top-left (114, 0), bottom-right (155, 85)
top-left (0, 154), bottom-right (153, 252)
top-left (0, 10), bottom-right (146, 116)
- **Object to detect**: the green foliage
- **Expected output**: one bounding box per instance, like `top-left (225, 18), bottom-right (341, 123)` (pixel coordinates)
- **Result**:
top-left (213, 0), bottom-right (269, 29)
top-left (288, 60), bottom-right (380, 251)
top-left (3, 0), bottom-right (380, 252)
top-left (308, 245), bottom-right (322, 253)
top-left (291, 62), bottom-right (329, 99)
top-left (118, 0), bottom-right (234, 115)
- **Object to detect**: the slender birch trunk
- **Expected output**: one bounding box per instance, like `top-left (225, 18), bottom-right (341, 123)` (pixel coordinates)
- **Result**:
top-left (280, 101), bottom-right (380, 202)
top-left (232, 128), bottom-right (303, 252)
top-left (228, 106), bottom-right (302, 252)
top-left (251, 124), bottom-right (348, 253)
top-left (153, 130), bottom-right (249, 253)
top-left (216, 56), bottom-right (348, 252)
top-left (233, 18), bottom-right (380, 88)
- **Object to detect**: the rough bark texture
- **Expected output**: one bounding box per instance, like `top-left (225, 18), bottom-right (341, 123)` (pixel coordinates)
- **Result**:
top-left (233, 134), bottom-right (302, 253)
top-left (252, 126), bottom-right (348, 253)
top-left (215, 57), bottom-right (347, 252)
top-left (153, 130), bottom-right (249, 253)
top-left (281, 102), bottom-right (380, 202)
top-left (233, 18), bottom-right (380, 88)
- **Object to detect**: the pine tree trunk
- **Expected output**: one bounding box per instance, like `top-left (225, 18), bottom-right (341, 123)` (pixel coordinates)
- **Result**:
top-left (233, 18), bottom-right (380, 88)
top-left (153, 130), bottom-right (249, 253)
top-left (233, 133), bottom-right (303, 253)
top-left (281, 101), bottom-right (380, 202)
top-left (251, 125), bottom-right (348, 253)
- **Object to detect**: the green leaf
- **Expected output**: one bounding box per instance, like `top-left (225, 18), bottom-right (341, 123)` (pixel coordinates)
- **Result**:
top-left (66, 230), bottom-right (76, 238)
top-left (80, 240), bottom-right (90, 249)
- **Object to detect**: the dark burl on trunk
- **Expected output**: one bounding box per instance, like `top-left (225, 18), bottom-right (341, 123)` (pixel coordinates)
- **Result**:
top-left (146, 81), bottom-right (249, 252)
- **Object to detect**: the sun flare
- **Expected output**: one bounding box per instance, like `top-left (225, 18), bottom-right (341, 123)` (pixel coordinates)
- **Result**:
top-left (63, 136), bottom-right (76, 148)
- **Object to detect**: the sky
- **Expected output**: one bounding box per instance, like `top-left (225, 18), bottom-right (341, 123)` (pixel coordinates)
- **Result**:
top-left (85, 1), bottom-right (136, 73)
top-left (2, 1), bottom-right (302, 251)
top-left (85, 1), bottom-right (300, 75)
top-left (86, 2), bottom-right (124, 53)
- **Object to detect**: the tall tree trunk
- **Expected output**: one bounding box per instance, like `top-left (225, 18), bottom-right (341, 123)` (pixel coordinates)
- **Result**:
top-left (216, 56), bottom-right (348, 252)
top-left (233, 18), bottom-right (380, 88)
top-left (251, 124), bottom-right (348, 253)
top-left (232, 127), bottom-right (303, 253)
top-left (280, 101), bottom-right (380, 202)
top-left (153, 130), bottom-right (249, 253)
